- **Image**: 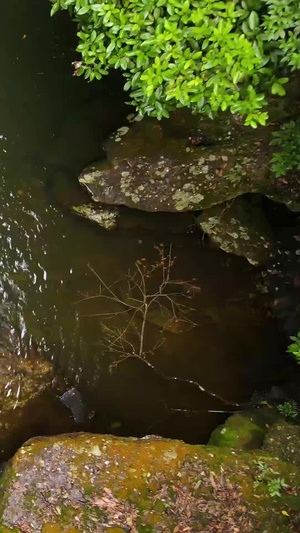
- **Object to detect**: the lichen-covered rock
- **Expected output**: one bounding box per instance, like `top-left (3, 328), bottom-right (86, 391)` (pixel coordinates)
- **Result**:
top-left (1, 433), bottom-right (300, 532)
top-left (263, 421), bottom-right (300, 468)
top-left (198, 196), bottom-right (275, 265)
top-left (0, 351), bottom-right (65, 460)
top-left (79, 112), bottom-right (300, 213)
top-left (208, 412), bottom-right (269, 450)
top-left (72, 204), bottom-right (119, 230)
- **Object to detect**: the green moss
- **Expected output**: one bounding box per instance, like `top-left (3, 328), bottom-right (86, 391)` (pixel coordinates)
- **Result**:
top-left (42, 525), bottom-right (80, 533)
top-left (136, 525), bottom-right (154, 533)
top-left (208, 413), bottom-right (267, 449)
top-left (105, 529), bottom-right (126, 533)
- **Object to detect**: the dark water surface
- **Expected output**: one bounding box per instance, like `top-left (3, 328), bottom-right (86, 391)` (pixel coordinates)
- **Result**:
top-left (0, 0), bottom-right (284, 445)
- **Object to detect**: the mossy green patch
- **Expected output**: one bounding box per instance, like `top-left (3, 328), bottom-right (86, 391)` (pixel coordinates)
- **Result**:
top-left (42, 525), bottom-right (80, 533)
top-left (208, 413), bottom-right (267, 449)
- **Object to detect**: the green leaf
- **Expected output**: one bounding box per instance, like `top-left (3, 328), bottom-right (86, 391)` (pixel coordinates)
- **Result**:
top-left (50, 2), bottom-right (60, 16)
top-left (271, 82), bottom-right (285, 96)
top-left (242, 21), bottom-right (251, 35)
top-left (249, 11), bottom-right (259, 31)
top-left (106, 42), bottom-right (115, 55)
top-left (77, 6), bottom-right (90, 15)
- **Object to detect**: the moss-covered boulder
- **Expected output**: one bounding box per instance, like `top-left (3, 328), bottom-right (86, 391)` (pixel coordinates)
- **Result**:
top-left (208, 412), bottom-right (270, 450)
top-left (263, 421), bottom-right (300, 468)
top-left (198, 196), bottom-right (275, 265)
top-left (1, 433), bottom-right (300, 532)
top-left (79, 111), bottom-right (300, 213)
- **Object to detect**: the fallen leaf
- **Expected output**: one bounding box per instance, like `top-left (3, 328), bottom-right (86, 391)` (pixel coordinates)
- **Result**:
top-left (91, 445), bottom-right (101, 456)
top-left (164, 449), bottom-right (178, 460)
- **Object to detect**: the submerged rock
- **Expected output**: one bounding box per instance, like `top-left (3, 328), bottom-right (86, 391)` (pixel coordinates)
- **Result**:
top-left (0, 351), bottom-right (53, 459)
top-left (0, 433), bottom-right (300, 532)
top-left (0, 352), bottom-right (77, 460)
top-left (72, 203), bottom-right (119, 230)
top-left (198, 196), bottom-right (275, 265)
top-left (263, 420), bottom-right (300, 468)
top-left (79, 111), bottom-right (300, 213)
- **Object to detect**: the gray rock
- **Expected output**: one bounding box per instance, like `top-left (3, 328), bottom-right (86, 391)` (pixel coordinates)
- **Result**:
top-left (79, 111), bottom-right (300, 213)
top-left (197, 196), bottom-right (275, 265)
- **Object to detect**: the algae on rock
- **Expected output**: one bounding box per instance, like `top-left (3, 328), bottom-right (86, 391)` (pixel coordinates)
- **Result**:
top-left (0, 433), bottom-right (300, 532)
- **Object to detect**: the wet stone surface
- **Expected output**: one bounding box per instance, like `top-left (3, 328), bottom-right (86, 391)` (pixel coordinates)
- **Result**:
top-left (198, 196), bottom-right (275, 266)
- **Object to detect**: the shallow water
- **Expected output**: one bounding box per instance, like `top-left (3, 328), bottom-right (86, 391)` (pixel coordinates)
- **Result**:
top-left (0, 0), bottom-right (284, 446)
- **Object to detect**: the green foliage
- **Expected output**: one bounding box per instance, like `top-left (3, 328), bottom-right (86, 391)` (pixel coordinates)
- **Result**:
top-left (287, 332), bottom-right (300, 364)
top-left (254, 462), bottom-right (289, 497)
top-left (277, 401), bottom-right (299, 420)
top-left (263, 0), bottom-right (300, 71)
top-left (49, 0), bottom-right (300, 125)
top-left (266, 477), bottom-right (289, 498)
top-left (270, 121), bottom-right (300, 177)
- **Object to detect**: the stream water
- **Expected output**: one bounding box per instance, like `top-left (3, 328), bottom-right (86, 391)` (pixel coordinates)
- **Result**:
top-left (0, 0), bottom-right (286, 447)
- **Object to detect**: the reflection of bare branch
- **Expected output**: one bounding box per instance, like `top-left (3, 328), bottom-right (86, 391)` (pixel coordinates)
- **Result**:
top-left (77, 245), bottom-right (239, 408)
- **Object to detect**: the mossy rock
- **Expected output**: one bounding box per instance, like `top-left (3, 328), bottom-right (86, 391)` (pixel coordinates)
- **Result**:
top-left (72, 203), bottom-right (119, 230)
top-left (0, 433), bottom-right (300, 532)
top-left (0, 351), bottom-right (53, 460)
top-left (208, 412), bottom-right (268, 450)
top-left (263, 421), bottom-right (300, 468)
top-left (198, 196), bottom-right (275, 265)
top-left (79, 111), bottom-right (300, 213)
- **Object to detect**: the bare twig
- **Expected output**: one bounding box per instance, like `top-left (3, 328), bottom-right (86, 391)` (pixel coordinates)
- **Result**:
top-left (77, 246), bottom-right (240, 408)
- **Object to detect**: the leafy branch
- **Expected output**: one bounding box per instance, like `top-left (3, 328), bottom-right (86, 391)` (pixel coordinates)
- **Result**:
top-left (270, 120), bottom-right (300, 178)
top-left (50, 0), bottom-right (299, 126)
